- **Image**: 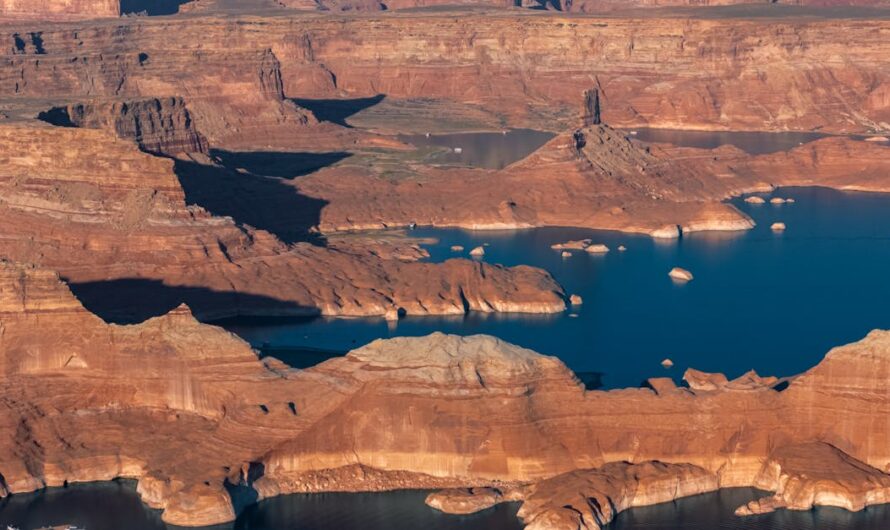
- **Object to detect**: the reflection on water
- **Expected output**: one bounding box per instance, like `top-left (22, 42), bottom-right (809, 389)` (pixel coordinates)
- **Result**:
top-left (6, 482), bottom-right (890, 530)
top-left (225, 187), bottom-right (890, 389)
top-left (629, 128), bottom-right (834, 154)
top-left (398, 129), bottom-right (555, 169)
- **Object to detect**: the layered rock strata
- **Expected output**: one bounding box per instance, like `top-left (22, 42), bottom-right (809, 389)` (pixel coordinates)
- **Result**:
top-left (0, 11), bottom-right (886, 134)
top-left (0, 0), bottom-right (119, 19)
top-left (3, 277), bottom-right (890, 527)
top-left (41, 97), bottom-right (209, 155)
top-left (298, 121), bottom-right (890, 237)
top-left (0, 122), bottom-right (565, 320)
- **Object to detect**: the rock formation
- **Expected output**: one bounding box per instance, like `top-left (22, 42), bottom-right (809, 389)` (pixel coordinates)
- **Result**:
top-left (299, 118), bottom-right (890, 237)
top-left (0, 0), bottom-right (119, 19)
top-left (669, 267), bottom-right (694, 281)
top-left (0, 11), bottom-right (887, 134)
top-left (0, 121), bottom-right (565, 321)
top-left (3, 277), bottom-right (890, 527)
top-left (40, 98), bottom-right (209, 155)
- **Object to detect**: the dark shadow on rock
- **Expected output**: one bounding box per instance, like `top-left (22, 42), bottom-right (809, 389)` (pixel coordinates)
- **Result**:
top-left (37, 106), bottom-right (76, 128)
top-left (120, 0), bottom-right (192, 15)
top-left (174, 156), bottom-right (336, 245)
top-left (66, 278), bottom-right (318, 324)
top-left (210, 149), bottom-right (350, 180)
top-left (290, 94), bottom-right (385, 128)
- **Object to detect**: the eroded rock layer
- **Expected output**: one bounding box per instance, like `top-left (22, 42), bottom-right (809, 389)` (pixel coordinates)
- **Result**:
top-left (2, 274), bottom-right (890, 527)
top-left (0, 0), bottom-right (118, 19)
top-left (0, 121), bottom-right (565, 320)
top-left (42, 97), bottom-right (209, 155)
top-left (297, 122), bottom-right (890, 237)
top-left (0, 11), bottom-right (887, 134)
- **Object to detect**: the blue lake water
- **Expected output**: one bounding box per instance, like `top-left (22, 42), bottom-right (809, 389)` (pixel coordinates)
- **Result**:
top-left (226, 186), bottom-right (890, 389)
top-left (5, 481), bottom-right (890, 530)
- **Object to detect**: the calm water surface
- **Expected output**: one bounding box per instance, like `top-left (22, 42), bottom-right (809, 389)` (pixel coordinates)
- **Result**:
top-left (629, 128), bottom-right (888, 154)
top-left (398, 129), bottom-right (555, 169)
top-left (5, 482), bottom-right (890, 530)
top-left (227, 186), bottom-right (890, 389)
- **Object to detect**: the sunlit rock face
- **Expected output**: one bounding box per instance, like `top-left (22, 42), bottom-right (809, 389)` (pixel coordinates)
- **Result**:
top-left (0, 0), bottom-right (119, 19)
top-left (2, 268), bottom-right (890, 528)
top-left (0, 120), bottom-right (565, 321)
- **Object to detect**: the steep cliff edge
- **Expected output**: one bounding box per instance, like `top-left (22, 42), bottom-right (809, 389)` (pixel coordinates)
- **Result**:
top-left (40, 97), bottom-right (209, 155)
top-left (0, 0), bottom-right (119, 19)
top-left (3, 277), bottom-right (890, 526)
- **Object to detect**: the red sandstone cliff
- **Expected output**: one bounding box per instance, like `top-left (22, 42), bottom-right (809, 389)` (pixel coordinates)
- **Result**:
top-left (1, 268), bottom-right (890, 527)
top-left (0, 0), bottom-right (118, 19)
top-left (0, 122), bottom-right (565, 319)
top-left (293, 122), bottom-right (890, 237)
top-left (0, 12), bottom-right (886, 135)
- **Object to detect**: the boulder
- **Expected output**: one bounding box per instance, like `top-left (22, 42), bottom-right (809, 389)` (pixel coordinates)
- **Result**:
top-left (669, 267), bottom-right (693, 281)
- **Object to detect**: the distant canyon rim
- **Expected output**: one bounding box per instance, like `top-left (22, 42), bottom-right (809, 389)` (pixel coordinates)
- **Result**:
top-left (0, 0), bottom-right (889, 529)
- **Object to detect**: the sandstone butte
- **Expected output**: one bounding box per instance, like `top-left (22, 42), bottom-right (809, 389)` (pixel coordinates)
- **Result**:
top-left (2, 264), bottom-right (890, 528)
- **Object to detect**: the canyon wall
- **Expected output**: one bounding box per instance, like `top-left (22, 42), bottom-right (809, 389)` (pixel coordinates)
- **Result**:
top-left (294, 122), bottom-right (890, 237)
top-left (0, 121), bottom-right (565, 320)
top-left (47, 97), bottom-right (210, 154)
top-left (0, 12), bottom-right (885, 134)
top-left (2, 270), bottom-right (890, 527)
top-left (0, 0), bottom-right (119, 19)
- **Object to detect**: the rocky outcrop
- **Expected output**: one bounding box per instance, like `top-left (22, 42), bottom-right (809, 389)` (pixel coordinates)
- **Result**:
top-left (0, 0), bottom-right (118, 19)
top-left (297, 117), bottom-right (890, 237)
top-left (516, 463), bottom-right (719, 530)
top-left (42, 97), bottom-right (209, 155)
top-left (736, 443), bottom-right (890, 516)
top-left (299, 123), bottom-right (759, 237)
top-left (0, 122), bottom-right (565, 320)
top-left (561, 0), bottom-right (890, 12)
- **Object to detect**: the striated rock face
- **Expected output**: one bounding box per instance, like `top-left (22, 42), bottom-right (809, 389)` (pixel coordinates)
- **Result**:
top-left (0, 12), bottom-right (886, 134)
top-left (516, 462), bottom-right (719, 530)
top-left (3, 275), bottom-right (890, 527)
top-left (299, 118), bottom-right (890, 237)
top-left (42, 97), bottom-right (210, 155)
top-left (0, 0), bottom-right (118, 19)
top-left (299, 123), bottom-right (758, 236)
top-left (736, 442), bottom-right (890, 516)
top-left (561, 0), bottom-right (890, 12)
top-left (0, 122), bottom-right (565, 320)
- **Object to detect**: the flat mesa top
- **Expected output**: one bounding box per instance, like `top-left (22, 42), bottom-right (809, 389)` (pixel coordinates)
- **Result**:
top-left (1, 4), bottom-right (889, 29)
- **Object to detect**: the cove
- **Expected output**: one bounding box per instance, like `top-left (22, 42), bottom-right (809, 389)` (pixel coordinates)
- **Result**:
top-left (226, 186), bottom-right (890, 389)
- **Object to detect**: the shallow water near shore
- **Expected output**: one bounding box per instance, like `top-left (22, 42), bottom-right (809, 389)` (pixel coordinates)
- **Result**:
top-left (397, 129), bottom-right (555, 169)
top-left (5, 481), bottom-right (890, 529)
top-left (227, 186), bottom-right (890, 389)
